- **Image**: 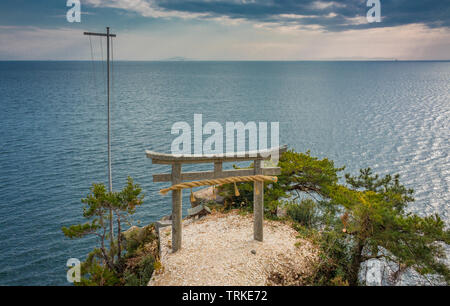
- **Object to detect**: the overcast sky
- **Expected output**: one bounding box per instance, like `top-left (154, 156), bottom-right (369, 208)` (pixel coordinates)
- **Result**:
top-left (0, 0), bottom-right (449, 60)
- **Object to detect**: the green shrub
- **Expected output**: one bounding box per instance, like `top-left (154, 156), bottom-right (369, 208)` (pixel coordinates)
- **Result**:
top-left (124, 254), bottom-right (155, 286)
top-left (286, 199), bottom-right (320, 228)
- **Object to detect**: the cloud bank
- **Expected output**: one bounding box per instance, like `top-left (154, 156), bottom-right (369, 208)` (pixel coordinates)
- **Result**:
top-left (0, 1), bottom-right (449, 60)
top-left (84, 0), bottom-right (450, 31)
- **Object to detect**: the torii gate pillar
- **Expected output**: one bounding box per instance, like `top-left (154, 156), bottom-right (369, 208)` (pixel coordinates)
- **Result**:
top-left (253, 159), bottom-right (264, 241)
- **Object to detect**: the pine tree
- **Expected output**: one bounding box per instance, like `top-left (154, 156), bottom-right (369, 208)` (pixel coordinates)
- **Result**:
top-left (329, 169), bottom-right (450, 285)
top-left (62, 177), bottom-right (144, 284)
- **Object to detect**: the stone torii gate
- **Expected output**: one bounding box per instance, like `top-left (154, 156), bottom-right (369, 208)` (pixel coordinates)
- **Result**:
top-left (146, 146), bottom-right (287, 252)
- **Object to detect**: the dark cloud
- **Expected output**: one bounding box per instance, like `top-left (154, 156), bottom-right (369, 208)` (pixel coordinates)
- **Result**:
top-left (153, 0), bottom-right (450, 31)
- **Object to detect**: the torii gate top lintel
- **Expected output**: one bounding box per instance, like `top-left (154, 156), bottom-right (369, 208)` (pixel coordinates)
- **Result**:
top-left (146, 145), bottom-right (287, 252)
top-left (146, 145), bottom-right (287, 165)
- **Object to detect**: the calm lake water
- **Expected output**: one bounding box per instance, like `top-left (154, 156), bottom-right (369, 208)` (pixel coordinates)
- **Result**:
top-left (0, 61), bottom-right (449, 285)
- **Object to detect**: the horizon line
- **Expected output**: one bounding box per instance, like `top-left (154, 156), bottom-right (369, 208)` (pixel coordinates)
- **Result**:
top-left (1, 59), bottom-right (450, 62)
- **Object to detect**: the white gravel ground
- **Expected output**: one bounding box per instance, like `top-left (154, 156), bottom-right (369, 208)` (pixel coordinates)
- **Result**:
top-left (149, 210), bottom-right (318, 286)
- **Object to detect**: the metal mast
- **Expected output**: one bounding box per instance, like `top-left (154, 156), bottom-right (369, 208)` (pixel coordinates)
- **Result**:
top-left (83, 27), bottom-right (116, 193)
top-left (84, 28), bottom-right (117, 248)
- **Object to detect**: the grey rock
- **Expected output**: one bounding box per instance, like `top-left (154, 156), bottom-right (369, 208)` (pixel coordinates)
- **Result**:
top-left (358, 259), bottom-right (384, 286)
top-left (192, 187), bottom-right (225, 206)
top-left (161, 214), bottom-right (172, 221)
top-left (358, 256), bottom-right (446, 286)
top-left (122, 226), bottom-right (140, 242)
top-left (187, 204), bottom-right (211, 217)
top-left (122, 224), bottom-right (155, 247)
top-left (156, 220), bottom-right (172, 230)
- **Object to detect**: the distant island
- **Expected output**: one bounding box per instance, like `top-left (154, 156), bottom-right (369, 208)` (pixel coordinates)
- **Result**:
top-left (162, 57), bottom-right (191, 61)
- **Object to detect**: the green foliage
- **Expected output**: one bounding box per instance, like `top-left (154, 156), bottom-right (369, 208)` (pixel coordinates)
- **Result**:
top-left (286, 199), bottom-right (321, 228)
top-left (309, 229), bottom-right (351, 286)
top-left (62, 222), bottom-right (100, 239)
top-left (124, 255), bottom-right (156, 286)
top-left (62, 177), bottom-right (146, 285)
top-left (124, 224), bottom-right (158, 257)
top-left (344, 168), bottom-right (414, 212)
top-left (122, 224), bottom-right (159, 286)
top-left (75, 249), bottom-right (122, 286)
top-left (278, 150), bottom-right (344, 198)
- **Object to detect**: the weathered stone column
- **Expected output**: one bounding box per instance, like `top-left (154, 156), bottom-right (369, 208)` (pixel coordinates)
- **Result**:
top-left (171, 163), bottom-right (182, 252)
top-left (253, 159), bottom-right (264, 241)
